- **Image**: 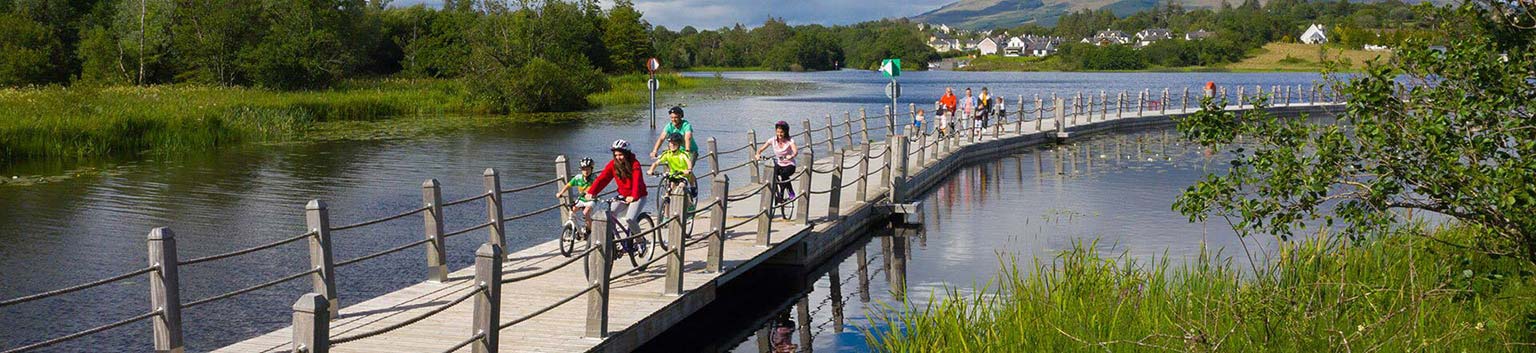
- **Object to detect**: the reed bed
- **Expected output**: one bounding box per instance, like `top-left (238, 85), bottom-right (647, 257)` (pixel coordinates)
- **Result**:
top-left (867, 225), bottom-right (1536, 352)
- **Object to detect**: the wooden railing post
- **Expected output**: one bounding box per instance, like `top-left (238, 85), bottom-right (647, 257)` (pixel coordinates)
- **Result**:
top-left (796, 149), bottom-right (814, 225)
top-left (1116, 92), bottom-right (1125, 119)
top-left (859, 107), bottom-right (870, 143)
top-left (664, 191), bottom-right (686, 295)
top-left (585, 207), bottom-right (613, 338)
top-left (844, 112), bottom-right (856, 146)
top-left (1035, 94), bottom-right (1044, 131)
top-left (1139, 89), bottom-right (1147, 116)
top-left (422, 179), bottom-right (448, 283)
top-left (305, 200), bottom-right (339, 319)
top-left (756, 168), bottom-right (774, 247)
top-left (827, 151), bottom-right (844, 220)
top-left (1161, 88), bottom-right (1169, 115)
top-left (147, 228), bottom-right (184, 353)
top-left (747, 130), bottom-right (761, 182)
top-left (291, 293), bottom-right (330, 353)
top-left (881, 137), bottom-right (893, 198)
top-left (1055, 98), bottom-right (1066, 137)
top-left (1285, 86), bottom-right (1292, 106)
top-left (801, 120), bottom-right (815, 156)
top-left (555, 156), bottom-right (571, 225)
top-left (829, 120), bottom-right (842, 151)
top-left (1016, 95), bottom-right (1025, 134)
top-left (917, 131), bottom-right (928, 167)
top-left (706, 138), bottom-right (720, 183)
top-left (1183, 87), bottom-right (1191, 112)
top-left (908, 103), bottom-right (917, 137)
top-left (483, 168), bottom-right (506, 249)
top-left (890, 135), bottom-right (909, 203)
top-left (856, 143), bottom-right (870, 203)
top-left (1072, 92), bottom-right (1082, 125)
top-left (707, 176), bottom-right (728, 273)
top-left (1237, 86), bottom-right (1246, 109)
top-left (473, 243), bottom-right (502, 353)
top-left (1086, 92), bottom-right (1095, 123)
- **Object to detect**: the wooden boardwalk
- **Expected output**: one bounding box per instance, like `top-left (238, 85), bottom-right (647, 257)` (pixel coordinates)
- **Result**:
top-left (202, 90), bottom-right (1342, 353)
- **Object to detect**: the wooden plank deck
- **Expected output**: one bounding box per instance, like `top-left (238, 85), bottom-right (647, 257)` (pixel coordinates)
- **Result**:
top-left (212, 101), bottom-right (1342, 353)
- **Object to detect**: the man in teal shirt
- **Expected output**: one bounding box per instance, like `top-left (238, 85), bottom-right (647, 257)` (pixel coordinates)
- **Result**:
top-left (651, 106), bottom-right (698, 161)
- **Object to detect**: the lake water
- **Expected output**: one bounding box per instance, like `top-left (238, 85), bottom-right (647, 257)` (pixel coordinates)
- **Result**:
top-left (0, 70), bottom-right (1331, 352)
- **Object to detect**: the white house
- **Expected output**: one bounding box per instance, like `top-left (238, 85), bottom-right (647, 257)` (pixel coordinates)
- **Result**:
top-left (1301, 24), bottom-right (1328, 44)
top-left (1185, 29), bottom-right (1216, 41)
top-left (1004, 36), bottom-right (1029, 56)
top-left (1363, 44), bottom-right (1390, 51)
top-left (1135, 28), bottom-right (1173, 47)
top-left (1085, 29), bottom-right (1132, 46)
top-left (977, 37), bottom-right (1005, 55)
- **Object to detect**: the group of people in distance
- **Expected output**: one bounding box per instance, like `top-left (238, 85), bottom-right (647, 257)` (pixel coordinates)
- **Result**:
top-left (555, 106), bottom-right (803, 234)
top-left (918, 86), bottom-right (1007, 138)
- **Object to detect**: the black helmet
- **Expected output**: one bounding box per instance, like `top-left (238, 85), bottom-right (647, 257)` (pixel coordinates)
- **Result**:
top-left (667, 133), bottom-right (685, 144)
top-left (668, 106), bottom-right (685, 118)
top-left (579, 158), bottom-right (595, 169)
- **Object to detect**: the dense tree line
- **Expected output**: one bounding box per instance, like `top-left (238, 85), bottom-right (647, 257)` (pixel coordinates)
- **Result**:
top-left (651, 18), bottom-right (938, 71)
top-left (1013, 0), bottom-right (1434, 70)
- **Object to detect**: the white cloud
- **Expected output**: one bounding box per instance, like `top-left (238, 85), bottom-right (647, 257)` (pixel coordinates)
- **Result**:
top-left (387, 0), bottom-right (950, 29)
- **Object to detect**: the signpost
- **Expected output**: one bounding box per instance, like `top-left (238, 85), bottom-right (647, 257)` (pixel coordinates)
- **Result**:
top-left (646, 57), bottom-right (661, 129)
top-left (879, 59), bottom-right (901, 133)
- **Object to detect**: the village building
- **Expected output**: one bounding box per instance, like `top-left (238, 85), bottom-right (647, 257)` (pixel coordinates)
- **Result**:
top-left (1301, 24), bottom-right (1328, 44)
top-left (977, 36), bottom-right (1004, 56)
top-left (1185, 29), bottom-right (1217, 41)
top-left (1082, 29), bottom-right (1132, 46)
top-left (1135, 28), bottom-right (1173, 47)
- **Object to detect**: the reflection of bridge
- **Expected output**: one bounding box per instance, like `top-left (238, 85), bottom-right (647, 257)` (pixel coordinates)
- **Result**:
top-left (1, 85), bottom-right (1340, 353)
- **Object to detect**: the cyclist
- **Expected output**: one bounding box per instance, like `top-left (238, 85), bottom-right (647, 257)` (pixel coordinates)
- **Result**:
top-left (587, 140), bottom-right (648, 233)
top-left (754, 121), bottom-right (799, 209)
top-left (556, 158), bottom-right (598, 232)
top-left (650, 106), bottom-right (698, 162)
top-left (647, 133), bottom-right (696, 197)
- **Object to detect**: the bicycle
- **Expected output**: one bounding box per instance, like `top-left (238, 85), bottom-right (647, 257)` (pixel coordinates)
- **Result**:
top-left (651, 172), bottom-right (697, 239)
top-left (557, 203), bottom-right (590, 258)
top-left (762, 155), bottom-right (798, 221)
top-left (571, 198), bottom-right (658, 271)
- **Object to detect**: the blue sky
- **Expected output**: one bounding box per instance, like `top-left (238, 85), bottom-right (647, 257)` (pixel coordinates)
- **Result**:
top-left (390, 0), bottom-right (952, 29)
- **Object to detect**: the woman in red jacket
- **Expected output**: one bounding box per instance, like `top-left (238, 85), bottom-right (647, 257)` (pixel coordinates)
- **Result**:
top-left (586, 139), bottom-right (649, 231)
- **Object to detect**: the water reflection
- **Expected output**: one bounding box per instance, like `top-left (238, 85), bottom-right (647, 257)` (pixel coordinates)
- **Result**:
top-left (640, 124), bottom-right (1283, 353)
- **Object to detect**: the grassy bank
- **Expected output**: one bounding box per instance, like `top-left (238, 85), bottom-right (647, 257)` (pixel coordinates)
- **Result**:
top-left (868, 225), bottom-right (1536, 351)
top-left (1223, 42), bottom-right (1392, 72)
top-left (681, 66), bottom-right (771, 72)
top-left (0, 74), bottom-right (762, 167)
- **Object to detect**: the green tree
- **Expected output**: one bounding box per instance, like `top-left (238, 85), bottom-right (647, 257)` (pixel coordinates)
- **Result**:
top-left (171, 0), bottom-right (262, 85)
top-left (241, 0), bottom-right (371, 90)
top-left (0, 12), bottom-right (60, 85)
top-left (603, 0), bottom-right (651, 73)
top-left (1173, 2), bottom-right (1536, 261)
top-left (77, 0), bottom-right (176, 85)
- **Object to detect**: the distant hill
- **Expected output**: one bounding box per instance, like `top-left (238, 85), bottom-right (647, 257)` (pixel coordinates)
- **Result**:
top-left (910, 0), bottom-right (1448, 30)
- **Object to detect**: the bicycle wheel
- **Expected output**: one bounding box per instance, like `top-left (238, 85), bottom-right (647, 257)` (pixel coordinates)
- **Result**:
top-left (630, 213), bottom-right (656, 269)
top-left (559, 221), bottom-right (579, 258)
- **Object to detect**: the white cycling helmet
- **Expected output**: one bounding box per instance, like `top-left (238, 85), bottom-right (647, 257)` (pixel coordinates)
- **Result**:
top-left (610, 139), bottom-right (630, 151)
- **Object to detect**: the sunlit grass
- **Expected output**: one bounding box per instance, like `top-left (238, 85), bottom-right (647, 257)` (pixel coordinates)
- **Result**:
top-left (867, 225), bottom-right (1536, 352)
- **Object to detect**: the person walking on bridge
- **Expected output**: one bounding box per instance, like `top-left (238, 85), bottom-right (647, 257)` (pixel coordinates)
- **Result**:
top-left (960, 88), bottom-right (977, 136)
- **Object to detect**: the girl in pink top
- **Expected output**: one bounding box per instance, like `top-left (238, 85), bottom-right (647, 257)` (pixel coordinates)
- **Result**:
top-left (755, 120), bottom-right (800, 202)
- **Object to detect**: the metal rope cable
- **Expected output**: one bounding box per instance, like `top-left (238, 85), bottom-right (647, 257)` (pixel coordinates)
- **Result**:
top-left (609, 247), bottom-right (676, 280)
top-left (182, 268), bottom-right (318, 309)
top-left (501, 178), bottom-right (562, 195)
top-left (866, 148), bottom-right (888, 159)
top-left (725, 182), bottom-right (770, 202)
top-left (808, 164), bottom-right (837, 174)
top-left (685, 199), bottom-right (718, 217)
top-left (0, 266), bottom-right (156, 307)
top-left (497, 283), bottom-right (599, 330)
top-left (863, 165), bottom-right (883, 179)
top-left (442, 193), bottom-right (489, 208)
top-left (718, 142), bottom-right (754, 155)
top-left (1, 309), bottom-right (161, 353)
top-left (506, 204), bottom-right (561, 222)
top-left (443, 221), bottom-right (494, 239)
top-left (438, 332), bottom-right (485, 353)
top-left (179, 231), bottom-right (315, 266)
top-left (332, 206), bottom-right (428, 232)
top-left (610, 217), bottom-right (669, 244)
top-left (336, 238), bottom-right (434, 268)
top-left (715, 158), bottom-right (756, 174)
top-left (500, 247), bottom-right (596, 284)
top-left (331, 286), bottom-right (484, 345)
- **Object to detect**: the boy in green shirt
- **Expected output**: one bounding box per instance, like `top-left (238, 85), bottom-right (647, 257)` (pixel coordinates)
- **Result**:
top-left (648, 133), bottom-right (696, 197)
top-left (557, 158), bottom-right (597, 231)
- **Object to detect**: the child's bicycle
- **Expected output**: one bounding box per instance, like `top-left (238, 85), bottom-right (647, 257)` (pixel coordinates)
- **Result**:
top-left (651, 171), bottom-right (696, 239)
top-left (565, 198), bottom-right (661, 274)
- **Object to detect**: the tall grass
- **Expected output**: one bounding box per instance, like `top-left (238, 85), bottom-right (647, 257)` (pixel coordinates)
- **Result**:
top-left (867, 226), bottom-right (1536, 352)
top-left (585, 73), bottom-right (721, 107)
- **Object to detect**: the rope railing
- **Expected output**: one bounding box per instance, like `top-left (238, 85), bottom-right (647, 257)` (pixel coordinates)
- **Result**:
top-left (443, 193), bottom-right (490, 208)
top-left (611, 216), bottom-right (672, 245)
top-left (718, 142), bottom-right (755, 155)
top-left (443, 221), bottom-right (494, 239)
top-left (438, 332), bottom-right (485, 353)
top-left (182, 268), bottom-right (319, 309)
top-left (179, 231), bottom-right (315, 266)
top-left (330, 285), bottom-right (484, 345)
top-left (723, 208), bottom-right (769, 231)
top-left (1, 309), bottom-right (162, 353)
top-left (685, 198), bottom-right (719, 217)
top-left (336, 238), bottom-right (434, 268)
top-left (506, 203), bottom-right (562, 222)
top-left (0, 266), bottom-right (157, 307)
top-left (501, 178), bottom-right (562, 195)
top-left (497, 282), bottom-right (599, 330)
top-left (500, 247), bottom-right (596, 284)
top-left (609, 246), bottom-right (676, 280)
top-left (726, 182), bottom-right (771, 202)
top-left (332, 206), bottom-right (428, 232)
